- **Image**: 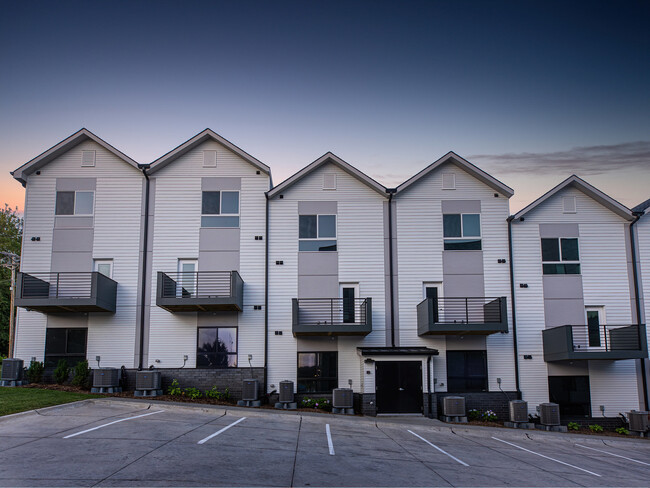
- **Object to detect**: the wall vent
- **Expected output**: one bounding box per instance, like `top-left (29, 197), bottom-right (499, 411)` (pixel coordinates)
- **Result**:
top-left (563, 196), bottom-right (576, 213)
top-left (442, 173), bottom-right (456, 190)
top-left (509, 400), bottom-right (528, 422)
top-left (442, 396), bottom-right (465, 416)
top-left (539, 402), bottom-right (560, 425)
top-left (203, 150), bottom-right (217, 167)
top-left (1, 359), bottom-right (24, 381)
top-left (323, 173), bottom-right (337, 190)
top-left (81, 150), bottom-right (96, 167)
top-left (332, 388), bottom-right (353, 408)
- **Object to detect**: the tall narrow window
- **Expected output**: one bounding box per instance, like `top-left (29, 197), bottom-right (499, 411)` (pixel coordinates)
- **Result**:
top-left (340, 283), bottom-right (359, 324)
top-left (424, 285), bottom-right (439, 323)
top-left (177, 259), bottom-right (197, 297)
top-left (201, 191), bottom-right (239, 227)
top-left (541, 238), bottom-right (580, 274)
top-left (443, 214), bottom-right (481, 250)
top-left (299, 214), bottom-right (337, 251)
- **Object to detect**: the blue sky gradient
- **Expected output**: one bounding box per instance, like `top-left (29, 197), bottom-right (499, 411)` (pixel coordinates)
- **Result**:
top-left (1, 0), bottom-right (648, 211)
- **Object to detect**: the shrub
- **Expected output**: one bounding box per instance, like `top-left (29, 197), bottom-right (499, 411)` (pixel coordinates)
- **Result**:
top-left (184, 387), bottom-right (203, 400)
top-left (205, 386), bottom-right (230, 401)
top-left (168, 379), bottom-right (182, 396)
top-left (301, 397), bottom-right (331, 411)
top-left (615, 427), bottom-right (629, 435)
top-left (482, 410), bottom-right (498, 422)
top-left (567, 422), bottom-right (580, 431)
top-left (26, 361), bottom-right (44, 383)
top-left (588, 424), bottom-right (604, 433)
top-left (468, 409), bottom-right (481, 421)
top-left (71, 360), bottom-right (90, 388)
top-left (53, 359), bottom-right (70, 385)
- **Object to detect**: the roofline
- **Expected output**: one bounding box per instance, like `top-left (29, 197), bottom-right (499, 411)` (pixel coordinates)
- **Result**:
top-left (632, 198), bottom-right (650, 214)
top-left (511, 174), bottom-right (635, 221)
top-left (12, 128), bottom-right (139, 184)
top-left (395, 151), bottom-right (514, 197)
top-left (148, 129), bottom-right (270, 175)
top-left (267, 152), bottom-right (387, 198)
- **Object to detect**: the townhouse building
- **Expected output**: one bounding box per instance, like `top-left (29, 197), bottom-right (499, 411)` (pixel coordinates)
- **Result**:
top-left (8, 129), bottom-right (649, 421)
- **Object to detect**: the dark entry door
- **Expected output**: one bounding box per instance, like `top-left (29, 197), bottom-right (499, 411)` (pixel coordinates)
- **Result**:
top-left (376, 361), bottom-right (423, 414)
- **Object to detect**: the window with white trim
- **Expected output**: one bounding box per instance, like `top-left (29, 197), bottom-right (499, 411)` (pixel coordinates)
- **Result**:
top-left (299, 214), bottom-right (336, 251)
top-left (94, 259), bottom-right (113, 278)
top-left (55, 191), bottom-right (94, 216)
top-left (443, 213), bottom-right (481, 250)
top-left (541, 238), bottom-right (580, 274)
top-left (201, 191), bottom-right (239, 227)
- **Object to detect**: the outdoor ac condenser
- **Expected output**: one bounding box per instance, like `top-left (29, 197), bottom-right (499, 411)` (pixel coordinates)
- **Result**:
top-left (332, 388), bottom-right (353, 409)
top-left (509, 400), bottom-right (528, 423)
top-left (93, 368), bottom-right (119, 388)
top-left (1, 358), bottom-right (24, 381)
top-left (136, 371), bottom-right (161, 390)
top-left (539, 403), bottom-right (560, 426)
top-left (442, 396), bottom-right (466, 417)
top-left (242, 379), bottom-right (259, 401)
top-left (278, 381), bottom-right (294, 403)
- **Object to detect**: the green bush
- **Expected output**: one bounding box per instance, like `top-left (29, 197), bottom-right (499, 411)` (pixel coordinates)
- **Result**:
top-left (205, 386), bottom-right (230, 400)
top-left (301, 397), bottom-right (331, 411)
top-left (184, 387), bottom-right (203, 400)
top-left (468, 409), bottom-right (481, 421)
top-left (53, 359), bottom-right (70, 385)
top-left (26, 361), bottom-right (44, 383)
top-left (168, 379), bottom-right (182, 396)
top-left (588, 424), bottom-right (604, 433)
top-left (482, 410), bottom-right (498, 422)
top-left (71, 360), bottom-right (90, 388)
top-left (615, 427), bottom-right (629, 435)
top-left (567, 422), bottom-right (580, 431)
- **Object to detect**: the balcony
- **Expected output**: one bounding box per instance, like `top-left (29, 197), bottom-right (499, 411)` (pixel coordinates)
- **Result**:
top-left (156, 271), bottom-right (243, 312)
top-left (292, 298), bottom-right (372, 336)
top-left (15, 272), bottom-right (117, 313)
top-left (417, 297), bottom-right (508, 335)
top-left (542, 324), bottom-right (648, 361)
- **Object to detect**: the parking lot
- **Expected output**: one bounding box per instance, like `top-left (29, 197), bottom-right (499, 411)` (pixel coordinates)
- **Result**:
top-left (0, 399), bottom-right (649, 487)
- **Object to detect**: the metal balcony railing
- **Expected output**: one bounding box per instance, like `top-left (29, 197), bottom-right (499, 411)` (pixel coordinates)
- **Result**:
top-left (543, 324), bottom-right (648, 361)
top-left (292, 298), bottom-right (372, 336)
top-left (417, 297), bottom-right (508, 335)
top-left (156, 271), bottom-right (243, 312)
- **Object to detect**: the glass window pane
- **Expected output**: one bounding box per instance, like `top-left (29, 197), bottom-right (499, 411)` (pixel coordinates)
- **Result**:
top-left (543, 263), bottom-right (559, 274)
top-left (66, 329), bottom-right (87, 354)
top-left (561, 238), bottom-right (579, 261)
top-left (96, 264), bottom-right (111, 277)
top-left (45, 328), bottom-right (67, 354)
top-left (443, 214), bottom-right (461, 237)
top-left (220, 192), bottom-right (239, 214)
top-left (196, 353), bottom-right (213, 368)
top-left (74, 192), bottom-right (94, 215)
top-left (218, 328), bottom-right (237, 353)
top-left (227, 354), bottom-right (238, 368)
top-left (202, 191), bottom-right (220, 214)
top-left (299, 215), bottom-right (317, 238)
top-left (198, 328), bottom-right (217, 353)
top-left (55, 192), bottom-right (74, 215)
top-left (299, 240), bottom-right (337, 251)
top-left (443, 239), bottom-right (482, 250)
top-left (201, 216), bottom-right (239, 227)
top-left (563, 263), bottom-right (581, 274)
top-left (318, 215), bottom-right (336, 238)
top-left (541, 238), bottom-right (560, 262)
top-left (462, 214), bottom-right (481, 237)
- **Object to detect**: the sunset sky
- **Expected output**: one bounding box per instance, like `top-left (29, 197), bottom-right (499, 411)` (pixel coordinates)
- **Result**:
top-left (1, 1), bottom-right (648, 213)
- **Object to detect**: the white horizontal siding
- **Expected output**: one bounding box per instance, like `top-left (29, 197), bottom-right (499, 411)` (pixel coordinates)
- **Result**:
top-left (589, 360), bottom-right (642, 414)
top-left (14, 309), bottom-right (47, 361)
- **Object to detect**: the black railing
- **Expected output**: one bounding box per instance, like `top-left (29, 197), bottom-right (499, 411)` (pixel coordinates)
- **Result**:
top-left (569, 324), bottom-right (645, 352)
top-left (293, 298), bottom-right (370, 327)
top-left (20, 272), bottom-right (103, 299)
top-left (159, 271), bottom-right (242, 299)
top-left (417, 297), bottom-right (504, 325)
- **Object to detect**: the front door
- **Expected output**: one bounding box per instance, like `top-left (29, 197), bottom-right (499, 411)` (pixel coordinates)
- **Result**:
top-left (375, 361), bottom-right (423, 414)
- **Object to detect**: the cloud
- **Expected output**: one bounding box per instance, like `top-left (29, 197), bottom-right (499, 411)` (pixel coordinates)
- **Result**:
top-left (468, 141), bottom-right (650, 176)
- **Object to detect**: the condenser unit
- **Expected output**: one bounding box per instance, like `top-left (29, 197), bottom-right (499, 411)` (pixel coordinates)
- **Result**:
top-left (509, 400), bottom-right (528, 423)
top-left (332, 388), bottom-right (353, 409)
top-left (539, 403), bottom-right (560, 426)
top-left (136, 371), bottom-right (161, 390)
top-left (278, 381), bottom-right (294, 403)
top-left (242, 379), bottom-right (259, 401)
top-left (443, 396), bottom-right (466, 417)
top-left (1, 359), bottom-right (24, 381)
top-left (93, 368), bottom-right (119, 388)
top-left (628, 411), bottom-right (649, 432)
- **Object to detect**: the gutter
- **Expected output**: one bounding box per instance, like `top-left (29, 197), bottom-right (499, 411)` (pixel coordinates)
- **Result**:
top-left (629, 212), bottom-right (649, 411)
top-left (506, 216), bottom-right (521, 394)
top-left (387, 189), bottom-right (397, 348)
top-left (138, 165), bottom-right (151, 371)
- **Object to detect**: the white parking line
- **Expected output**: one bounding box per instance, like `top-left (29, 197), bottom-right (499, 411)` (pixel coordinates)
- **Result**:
top-left (197, 417), bottom-right (247, 445)
top-left (408, 430), bottom-right (469, 466)
top-left (576, 444), bottom-right (650, 466)
top-left (63, 410), bottom-right (164, 438)
top-left (326, 424), bottom-right (335, 455)
top-left (491, 437), bottom-right (601, 477)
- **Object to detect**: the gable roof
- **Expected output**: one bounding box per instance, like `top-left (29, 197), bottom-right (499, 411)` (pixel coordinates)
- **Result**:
top-left (632, 198), bottom-right (650, 214)
top-left (147, 129), bottom-right (270, 176)
top-left (267, 152), bottom-right (387, 198)
top-left (11, 128), bottom-right (139, 185)
top-left (512, 175), bottom-right (635, 221)
top-left (395, 151), bottom-right (514, 197)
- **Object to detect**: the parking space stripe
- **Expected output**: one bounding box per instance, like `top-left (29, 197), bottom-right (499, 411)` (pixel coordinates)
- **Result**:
top-left (197, 417), bottom-right (246, 445)
top-left (63, 410), bottom-right (164, 438)
top-left (491, 437), bottom-right (601, 477)
top-left (325, 424), bottom-right (335, 455)
top-left (408, 430), bottom-right (469, 466)
top-left (576, 444), bottom-right (650, 466)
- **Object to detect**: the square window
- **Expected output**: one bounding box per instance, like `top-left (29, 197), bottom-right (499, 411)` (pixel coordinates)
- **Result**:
top-left (197, 327), bottom-right (237, 368)
top-left (541, 237), bottom-right (580, 274)
top-left (443, 213), bottom-right (481, 250)
top-left (297, 352), bottom-right (338, 393)
top-left (55, 192), bottom-right (75, 215)
top-left (299, 214), bottom-right (336, 251)
top-left (201, 191), bottom-right (239, 227)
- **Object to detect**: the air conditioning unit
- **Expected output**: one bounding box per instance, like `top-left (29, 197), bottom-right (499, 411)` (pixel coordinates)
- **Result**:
top-left (242, 379), bottom-right (258, 401)
top-left (509, 400), bottom-right (528, 423)
top-left (443, 396), bottom-right (466, 417)
top-left (279, 381), bottom-right (294, 403)
top-left (332, 388), bottom-right (353, 409)
top-left (136, 371), bottom-right (161, 390)
top-left (93, 368), bottom-right (119, 388)
top-left (539, 403), bottom-right (560, 426)
top-left (628, 411), bottom-right (649, 432)
top-left (1, 359), bottom-right (24, 381)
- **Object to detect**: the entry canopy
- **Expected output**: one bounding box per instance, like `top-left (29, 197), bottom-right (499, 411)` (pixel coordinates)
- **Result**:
top-left (357, 347), bottom-right (439, 356)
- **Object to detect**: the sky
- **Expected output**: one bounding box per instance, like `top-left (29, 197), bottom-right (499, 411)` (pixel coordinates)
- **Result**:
top-left (1, 0), bottom-right (648, 213)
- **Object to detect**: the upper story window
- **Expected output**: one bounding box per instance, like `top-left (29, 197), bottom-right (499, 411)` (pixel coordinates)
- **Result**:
top-left (443, 213), bottom-right (481, 250)
top-left (201, 191), bottom-right (239, 227)
top-left (541, 238), bottom-right (580, 274)
top-left (299, 214), bottom-right (336, 251)
top-left (55, 191), bottom-right (94, 216)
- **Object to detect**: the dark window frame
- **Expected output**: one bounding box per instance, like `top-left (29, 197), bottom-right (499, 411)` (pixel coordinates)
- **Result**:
top-left (297, 351), bottom-right (338, 394)
top-left (298, 214), bottom-right (337, 252)
top-left (541, 237), bottom-right (580, 275)
top-left (443, 213), bottom-right (482, 250)
top-left (55, 190), bottom-right (95, 216)
top-left (446, 350), bottom-right (488, 393)
top-left (196, 326), bottom-right (238, 369)
top-left (44, 328), bottom-right (88, 367)
top-left (201, 190), bottom-right (240, 228)
top-left (548, 375), bottom-right (591, 418)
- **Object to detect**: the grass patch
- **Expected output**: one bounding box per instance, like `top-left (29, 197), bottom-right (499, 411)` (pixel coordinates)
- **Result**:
top-left (0, 387), bottom-right (102, 416)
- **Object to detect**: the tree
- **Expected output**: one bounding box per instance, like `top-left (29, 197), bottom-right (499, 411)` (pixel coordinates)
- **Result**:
top-left (0, 204), bottom-right (23, 355)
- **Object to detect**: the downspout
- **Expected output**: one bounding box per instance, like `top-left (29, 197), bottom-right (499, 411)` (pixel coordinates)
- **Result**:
top-left (264, 194), bottom-right (269, 395)
top-left (427, 355), bottom-right (433, 418)
top-left (506, 216), bottom-right (521, 395)
top-left (630, 213), bottom-right (649, 411)
top-left (387, 189), bottom-right (396, 348)
top-left (138, 165), bottom-right (151, 371)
